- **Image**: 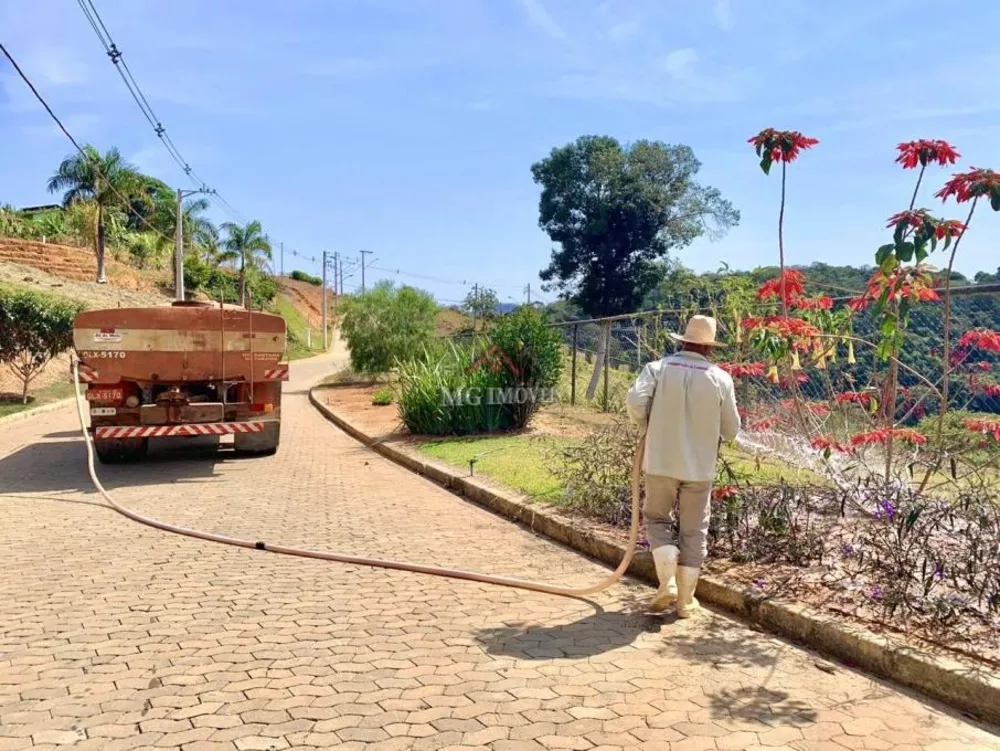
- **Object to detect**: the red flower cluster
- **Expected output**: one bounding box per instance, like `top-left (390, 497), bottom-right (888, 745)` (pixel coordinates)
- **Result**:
top-left (984, 384), bottom-right (1000, 398)
top-left (854, 265), bottom-right (940, 310)
top-left (781, 399), bottom-right (830, 416)
top-left (957, 328), bottom-right (1000, 353)
top-left (810, 435), bottom-right (852, 454)
top-left (757, 269), bottom-right (806, 305)
top-left (793, 295), bottom-right (834, 311)
top-left (779, 372), bottom-right (809, 389)
top-left (849, 428), bottom-right (928, 447)
top-left (894, 140), bottom-right (960, 170)
top-left (748, 128), bottom-right (819, 164)
top-left (835, 391), bottom-right (875, 408)
top-left (885, 210), bottom-right (965, 240)
top-left (718, 361), bottom-right (766, 378)
top-left (963, 418), bottom-right (1000, 441)
top-left (712, 485), bottom-right (738, 502)
top-left (749, 416), bottom-right (782, 432)
top-left (978, 361), bottom-right (992, 372)
top-left (935, 167), bottom-right (1000, 203)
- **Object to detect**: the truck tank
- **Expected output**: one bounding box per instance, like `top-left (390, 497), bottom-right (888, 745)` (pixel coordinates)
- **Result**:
top-left (72, 300), bottom-right (289, 463)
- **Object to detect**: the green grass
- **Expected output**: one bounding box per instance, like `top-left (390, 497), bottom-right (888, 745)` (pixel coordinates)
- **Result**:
top-left (417, 434), bottom-right (572, 501)
top-left (558, 349), bottom-right (634, 411)
top-left (273, 295), bottom-right (327, 360)
top-left (0, 381), bottom-right (78, 419)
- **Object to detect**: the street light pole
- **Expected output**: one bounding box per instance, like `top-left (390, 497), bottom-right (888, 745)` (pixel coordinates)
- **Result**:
top-left (360, 249), bottom-right (373, 293)
top-left (174, 186), bottom-right (213, 302)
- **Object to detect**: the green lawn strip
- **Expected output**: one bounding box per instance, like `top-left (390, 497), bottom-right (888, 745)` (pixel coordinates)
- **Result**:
top-left (0, 381), bottom-right (78, 419)
top-left (416, 434), bottom-right (571, 503)
top-left (273, 295), bottom-right (323, 360)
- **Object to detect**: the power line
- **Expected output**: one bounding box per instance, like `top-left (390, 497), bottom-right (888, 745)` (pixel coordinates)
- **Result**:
top-left (74, 0), bottom-right (287, 241)
top-left (0, 41), bottom-right (175, 247)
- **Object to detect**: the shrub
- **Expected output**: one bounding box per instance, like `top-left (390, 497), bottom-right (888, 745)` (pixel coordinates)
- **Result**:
top-left (290, 269), bottom-right (322, 286)
top-left (184, 257), bottom-right (277, 307)
top-left (487, 305), bottom-right (564, 429)
top-left (396, 340), bottom-right (510, 435)
top-left (339, 281), bottom-right (438, 373)
top-left (0, 286), bottom-right (82, 403)
top-left (372, 388), bottom-right (393, 406)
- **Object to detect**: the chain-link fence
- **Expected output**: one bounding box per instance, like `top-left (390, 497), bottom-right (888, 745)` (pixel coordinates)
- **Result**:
top-left (549, 286), bottom-right (1000, 483)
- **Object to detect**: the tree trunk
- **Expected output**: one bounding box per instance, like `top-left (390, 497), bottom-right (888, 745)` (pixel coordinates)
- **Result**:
top-left (586, 323), bottom-right (609, 400)
top-left (239, 255), bottom-right (247, 308)
top-left (95, 203), bottom-right (107, 284)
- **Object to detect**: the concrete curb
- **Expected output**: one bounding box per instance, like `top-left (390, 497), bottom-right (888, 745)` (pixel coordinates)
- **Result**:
top-left (309, 384), bottom-right (1000, 726)
top-left (0, 396), bottom-right (76, 429)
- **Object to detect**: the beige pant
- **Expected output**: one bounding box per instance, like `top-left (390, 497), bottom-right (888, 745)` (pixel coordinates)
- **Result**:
top-left (644, 474), bottom-right (712, 568)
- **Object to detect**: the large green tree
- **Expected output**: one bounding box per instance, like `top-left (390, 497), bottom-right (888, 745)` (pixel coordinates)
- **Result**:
top-left (532, 135), bottom-right (739, 395)
top-left (219, 220), bottom-right (272, 307)
top-left (47, 145), bottom-right (144, 283)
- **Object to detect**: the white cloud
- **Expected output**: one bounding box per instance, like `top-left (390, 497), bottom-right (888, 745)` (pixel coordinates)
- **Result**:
top-left (712, 0), bottom-right (734, 32)
top-left (520, 0), bottom-right (569, 42)
top-left (607, 20), bottom-right (641, 43)
top-left (658, 48), bottom-right (698, 81)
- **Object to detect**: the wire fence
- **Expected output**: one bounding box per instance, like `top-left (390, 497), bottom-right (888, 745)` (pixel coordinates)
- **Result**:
top-left (550, 286), bottom-right (1000, 434)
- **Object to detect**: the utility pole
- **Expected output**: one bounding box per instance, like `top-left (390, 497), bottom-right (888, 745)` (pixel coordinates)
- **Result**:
top-left (175, 188), bottom-right (183, 301)
top-left (174, 186), bottom-right (212, 302)
top-left (332, 252), bottom-right (339, 303)
top-left (280, 242), bottom-right (284, 277)
top-left (472, 283), bottom-right (478, 329)
top-left (322, 250), bottom-right (328, 351)
top-left (525, 283), bottom-right (531, 305)
top-left (339, 256), bottom-right (344, 296)
top-left (360, 250), bottom-right (373, 293)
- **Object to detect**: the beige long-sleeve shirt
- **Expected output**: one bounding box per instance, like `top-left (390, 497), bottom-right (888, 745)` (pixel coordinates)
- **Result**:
top-left (625, 351), bottom-right (741, 482)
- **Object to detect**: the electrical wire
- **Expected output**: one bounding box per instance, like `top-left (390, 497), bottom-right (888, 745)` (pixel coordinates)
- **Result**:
top-left (0, 42), bottom-right (176, 247)
top-left (74, 1), bottom-right (291, 246)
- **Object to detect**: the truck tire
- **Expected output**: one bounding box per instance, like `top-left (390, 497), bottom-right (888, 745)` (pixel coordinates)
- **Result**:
top-left (234, 423), bottom-right (280, 456)
top-left (94, 436), bottom-right (149, 464)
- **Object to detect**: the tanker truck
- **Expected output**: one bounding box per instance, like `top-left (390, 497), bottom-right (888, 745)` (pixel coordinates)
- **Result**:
top-left (72, 300), bottom-right (289, 464)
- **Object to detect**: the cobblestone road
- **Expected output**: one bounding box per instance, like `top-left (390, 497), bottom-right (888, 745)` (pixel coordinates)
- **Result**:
top-left (2, 347), bottom-right (999, 751)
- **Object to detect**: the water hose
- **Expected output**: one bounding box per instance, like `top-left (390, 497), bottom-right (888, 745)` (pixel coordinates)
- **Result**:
top-left (71, 359), bottom-right (645, 600)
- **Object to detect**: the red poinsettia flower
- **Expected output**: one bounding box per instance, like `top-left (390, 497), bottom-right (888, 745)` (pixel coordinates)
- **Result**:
top-left (935, 167), bottom-right (1000, 204)
top-left (978, 361), bottom-right (992, 371)
top-left (719, 361), bottom-right (766, 378)
top-left (792, 295), bottom-right (833, 311)
top-left (810, 435), bottom-right (852, 454)
top-left (757, 269), bottom-right (806, 306)
top-left (847, 295), bottom-right (869, 313)
top-left (779, 372), bottom-right (809, 389)
top-left (963, 418), bottom-right (1000, 441)
top-left (835, 391), bottom-right (875, 408)
top-left (886, 210), bottom-right (928, 230)
top-left (712, 485), bottom-right (738, 502)
top-left (984, 384), bottom-right (1000, 398)
top-left (849, 428), bottom-right (927, 447)
top-left (934, 219), bottom-right (966, 239)
top-left (895, 139), bottom-right (960, 170)
top-left (748, 128), bottom-right (819, 174)
top-left (749, 416), bottom-right (782, 432)
top-left (957, 328), bottom-right (1000, 353)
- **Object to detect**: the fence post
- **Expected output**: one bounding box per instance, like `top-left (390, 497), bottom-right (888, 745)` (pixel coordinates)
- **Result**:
top-left (571, 324), bottom-right (578, 406)
top-left (603, 327), bottom-right (610, 411)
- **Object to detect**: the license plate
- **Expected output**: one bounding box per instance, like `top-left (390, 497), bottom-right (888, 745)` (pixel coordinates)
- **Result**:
top-left (90, 407), bottom-right (117, 417)
top-left (86, 388), bottom-right (123, 402)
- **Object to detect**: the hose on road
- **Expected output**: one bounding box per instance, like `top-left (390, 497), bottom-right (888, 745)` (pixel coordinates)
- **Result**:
top-left (72, 359), bottom-right (645, 600)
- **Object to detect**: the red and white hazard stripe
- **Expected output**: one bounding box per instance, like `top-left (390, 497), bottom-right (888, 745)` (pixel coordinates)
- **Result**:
top-left (94, 422), bottom-right (265, 439)
top-left (76, 364), bottom-right (100, 383)
top-left (262, 365), bottom-right (289, 381)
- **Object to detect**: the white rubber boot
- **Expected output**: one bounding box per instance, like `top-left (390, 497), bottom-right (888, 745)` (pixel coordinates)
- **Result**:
top-left (648, 545), bottom-right (679, 612)
top-left (675, 565), bottom-right (701, 619)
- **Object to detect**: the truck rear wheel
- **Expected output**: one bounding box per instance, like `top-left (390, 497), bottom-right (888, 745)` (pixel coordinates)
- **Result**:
top-left (94, 436), bottom-right (148, 464)
top-left (234, 423), bottom-right (280, 456)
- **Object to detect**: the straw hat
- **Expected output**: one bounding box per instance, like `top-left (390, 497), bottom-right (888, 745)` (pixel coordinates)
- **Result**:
top-left (669, 315), bottom-right (726, 347)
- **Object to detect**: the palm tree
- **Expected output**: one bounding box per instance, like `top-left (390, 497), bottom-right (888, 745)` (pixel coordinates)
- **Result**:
top-left (47, 145), bottom-right (144, 283)
top-left (219, 220), bottom-right (272, 307)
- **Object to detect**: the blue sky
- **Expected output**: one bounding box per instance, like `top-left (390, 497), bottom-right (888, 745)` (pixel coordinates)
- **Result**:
top-left (2, 0), bottom-right (999, 305)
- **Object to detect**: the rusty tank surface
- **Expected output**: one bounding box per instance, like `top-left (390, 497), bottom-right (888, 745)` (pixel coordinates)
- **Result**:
top-left (72, 300), bottom-right (289, 463)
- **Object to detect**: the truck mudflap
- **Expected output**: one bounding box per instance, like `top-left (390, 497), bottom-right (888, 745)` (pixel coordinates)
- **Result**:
top-left (94, 422), bottom-right (269, 439)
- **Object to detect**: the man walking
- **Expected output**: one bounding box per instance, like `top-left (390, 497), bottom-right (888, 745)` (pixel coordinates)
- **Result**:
top-left (625, 315), bottom-right (741, 618)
